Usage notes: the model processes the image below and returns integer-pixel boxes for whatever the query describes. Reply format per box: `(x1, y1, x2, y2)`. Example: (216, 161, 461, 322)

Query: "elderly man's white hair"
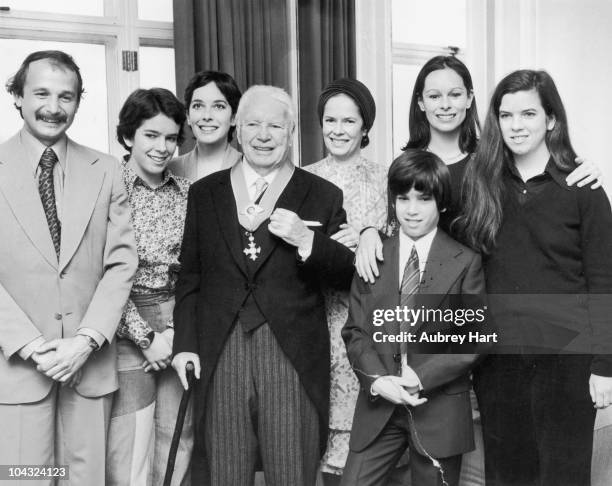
(236, 85, 296, 130)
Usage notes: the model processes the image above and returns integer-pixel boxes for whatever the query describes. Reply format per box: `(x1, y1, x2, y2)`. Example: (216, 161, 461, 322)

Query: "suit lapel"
(211, 172, 248, 276)
(59, 139, 105, 271)
(375, 235, 401, 354)
(211, 168, 313, 276)
(0, 134, 58, 269)
(413, 230, 465, 331)
(251, 169, 311, 274)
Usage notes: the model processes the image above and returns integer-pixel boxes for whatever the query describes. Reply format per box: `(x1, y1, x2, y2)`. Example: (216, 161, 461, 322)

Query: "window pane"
(392, 63, 423, 155)
(139, 46, 176, 94)
(0, 39, 109, 153)
(392, 0, 466, 48)
(3, 0, 103, 16)
(138, 0, 173, 22)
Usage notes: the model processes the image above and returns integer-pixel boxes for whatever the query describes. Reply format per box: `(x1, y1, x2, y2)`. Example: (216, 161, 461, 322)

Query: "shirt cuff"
(296, 230, 314, 262)
(77, 328, 105, 349)
(18, 336, 46, 361)
(297, 246, 311, 262)
(116, 299, 154, 345)
(401, 361, 424, 390)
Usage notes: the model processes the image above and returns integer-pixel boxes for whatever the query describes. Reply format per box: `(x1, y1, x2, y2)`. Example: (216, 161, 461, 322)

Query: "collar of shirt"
(121, 158, 184, 195)
(506, 157, 571, 191)
(398, 227, 437, 288)
(242, 159, 279, 201)
(20, 128, 67, 174)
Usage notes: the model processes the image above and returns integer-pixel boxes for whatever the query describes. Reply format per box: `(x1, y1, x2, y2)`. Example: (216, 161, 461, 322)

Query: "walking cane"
(163, 362, 195, 486)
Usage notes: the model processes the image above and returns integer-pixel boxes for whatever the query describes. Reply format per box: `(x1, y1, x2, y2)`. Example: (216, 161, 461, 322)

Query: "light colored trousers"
(0, 385, 112, 486)
(593, 407, 612, 486)
(106, 295, 193, 486)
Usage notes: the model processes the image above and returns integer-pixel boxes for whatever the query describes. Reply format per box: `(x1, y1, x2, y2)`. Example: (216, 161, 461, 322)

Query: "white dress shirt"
(398, 227, 437, 289)
(242, 160, 279, 201)
(21, 128, 67, 221)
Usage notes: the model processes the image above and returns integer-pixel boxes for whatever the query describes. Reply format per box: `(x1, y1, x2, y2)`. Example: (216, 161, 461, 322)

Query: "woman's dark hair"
(387, 149, 451, 230)
(6, 50, 84, 115)
(402, 56, 479, 154)
(116, 88, 186, 151)
(183, 71, 242, 142)
(457, 69, 576, 253)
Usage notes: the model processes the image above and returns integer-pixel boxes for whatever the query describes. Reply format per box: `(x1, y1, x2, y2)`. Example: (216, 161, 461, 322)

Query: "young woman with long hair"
(458, 69, 612, 486)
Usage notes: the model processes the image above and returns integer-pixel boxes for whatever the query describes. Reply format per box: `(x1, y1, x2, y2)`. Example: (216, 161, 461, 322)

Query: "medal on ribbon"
(231, 159, 295, 262)
(243, 231, 261, 261)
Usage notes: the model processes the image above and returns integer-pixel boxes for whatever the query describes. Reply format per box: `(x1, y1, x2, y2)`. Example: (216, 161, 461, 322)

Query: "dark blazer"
(342, 230, 488, 458)
(173, 166, 355, 452)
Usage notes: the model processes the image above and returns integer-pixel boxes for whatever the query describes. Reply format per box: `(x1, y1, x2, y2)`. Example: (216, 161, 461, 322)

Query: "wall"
(535, 0, 612, 191)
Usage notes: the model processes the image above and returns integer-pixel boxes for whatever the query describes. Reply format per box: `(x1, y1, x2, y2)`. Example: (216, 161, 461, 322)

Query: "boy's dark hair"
(6, 50, 85, 115)
(116, 88, 186, 151)
(387, 149, 451, 228)
(183, 71, 242, 142)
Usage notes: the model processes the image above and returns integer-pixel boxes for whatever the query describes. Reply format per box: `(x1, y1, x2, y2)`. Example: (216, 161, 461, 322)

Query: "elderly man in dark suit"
(172, 84, 355, 486)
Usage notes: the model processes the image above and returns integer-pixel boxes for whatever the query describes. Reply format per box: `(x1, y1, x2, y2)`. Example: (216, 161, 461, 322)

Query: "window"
(139, 46, 176, 93)
(2, 0, 104, 17)
(0, 0, 174, 157)
(391, 0, 468, 154)
(137, 0, 173, 22)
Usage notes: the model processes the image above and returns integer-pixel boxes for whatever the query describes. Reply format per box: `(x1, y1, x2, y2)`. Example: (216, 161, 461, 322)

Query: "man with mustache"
(0, 50, 137, 486)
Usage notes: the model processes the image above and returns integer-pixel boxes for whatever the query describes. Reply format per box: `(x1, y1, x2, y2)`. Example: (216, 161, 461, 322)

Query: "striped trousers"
(201, 322, 319, 486)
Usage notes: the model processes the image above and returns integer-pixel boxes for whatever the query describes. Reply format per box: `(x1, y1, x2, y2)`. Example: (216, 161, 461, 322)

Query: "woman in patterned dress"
(106, 88, 193, 486)
(304, 78, 387, 486)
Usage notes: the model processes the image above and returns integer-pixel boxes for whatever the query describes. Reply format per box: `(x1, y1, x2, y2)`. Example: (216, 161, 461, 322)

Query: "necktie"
(38, 147, 61, 259)
(399, 246, 420, 367)
(254, 177, 268, 204)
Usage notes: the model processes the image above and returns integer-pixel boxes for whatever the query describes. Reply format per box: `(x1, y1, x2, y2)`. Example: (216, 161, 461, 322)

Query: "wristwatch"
(138, 330, 156, 350)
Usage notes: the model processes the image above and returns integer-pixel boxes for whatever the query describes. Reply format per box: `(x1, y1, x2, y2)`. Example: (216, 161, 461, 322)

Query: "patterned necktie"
(254, 177, 268, 204)
(399, 246, 420, 363)
(38, 147, 61, 259)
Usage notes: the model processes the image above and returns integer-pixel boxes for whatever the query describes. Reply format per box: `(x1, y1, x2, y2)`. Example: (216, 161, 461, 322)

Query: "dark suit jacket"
(342, 230, 488, 458)
(173, 166, 355, 452)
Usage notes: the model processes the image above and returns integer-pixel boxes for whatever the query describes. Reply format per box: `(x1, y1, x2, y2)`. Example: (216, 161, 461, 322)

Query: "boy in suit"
(341, 150, 487, 486)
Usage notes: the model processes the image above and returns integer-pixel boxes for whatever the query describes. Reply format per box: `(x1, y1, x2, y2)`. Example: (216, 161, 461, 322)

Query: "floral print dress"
(305, 156, 388, 474)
